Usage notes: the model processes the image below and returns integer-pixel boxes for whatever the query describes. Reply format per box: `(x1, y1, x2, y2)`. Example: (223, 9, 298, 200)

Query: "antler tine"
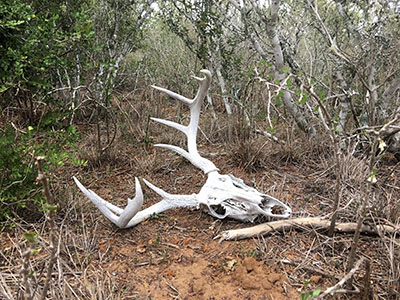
(142, 178, 172, 198)
(116, 177, 144, 227)
(151, 70, 217, 174)
(151, 86, 193, 105)
(150, 69, 211, 107)
(73, 176, 143, 228)
(187, 70, 211, 154)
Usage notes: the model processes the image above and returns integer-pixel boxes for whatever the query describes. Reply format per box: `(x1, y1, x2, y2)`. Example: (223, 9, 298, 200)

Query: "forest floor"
(1, 102, 400, 300)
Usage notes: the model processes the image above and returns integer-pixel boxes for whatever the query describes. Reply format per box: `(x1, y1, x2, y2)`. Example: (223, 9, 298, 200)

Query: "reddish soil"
(90, 206, 299, 300)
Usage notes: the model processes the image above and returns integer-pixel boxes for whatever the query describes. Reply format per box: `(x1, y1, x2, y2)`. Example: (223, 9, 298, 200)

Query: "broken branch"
(216, 217, 399, 242)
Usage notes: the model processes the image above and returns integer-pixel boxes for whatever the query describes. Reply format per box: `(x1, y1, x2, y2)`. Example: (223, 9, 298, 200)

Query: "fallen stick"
(216, 217, 399, 242)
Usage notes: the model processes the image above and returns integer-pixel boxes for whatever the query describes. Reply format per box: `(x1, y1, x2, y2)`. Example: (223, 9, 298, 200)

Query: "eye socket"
(210, 205, 226, 216)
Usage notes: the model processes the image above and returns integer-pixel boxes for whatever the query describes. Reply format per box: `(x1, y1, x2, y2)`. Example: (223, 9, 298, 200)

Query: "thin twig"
(21, 249, 33, 300)
(36, 157, 58, 300)
(316, 257, 365, 299)
(280, 259, 340, 280)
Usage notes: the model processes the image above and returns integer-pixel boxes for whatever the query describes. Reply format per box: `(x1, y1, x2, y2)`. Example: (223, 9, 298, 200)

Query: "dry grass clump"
(225, 128, 335, 173)
(0, 196, 97, 299)
(77, 134, 119, 170)
(226, 135, 274, 172)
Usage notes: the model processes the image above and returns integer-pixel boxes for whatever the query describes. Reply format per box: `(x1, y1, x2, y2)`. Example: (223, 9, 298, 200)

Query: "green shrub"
(0, 126, 38, 220)
(0, 0, 93, 111)
(0, 121, 82, 222)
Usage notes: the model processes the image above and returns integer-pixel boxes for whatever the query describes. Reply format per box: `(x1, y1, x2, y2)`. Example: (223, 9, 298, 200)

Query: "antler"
(74, 70, 292, 229)
(73, 70, 214, 228)
(73, 176, 198, 228)
(151, 70, 218, 174)
(73, 176, 144, 228)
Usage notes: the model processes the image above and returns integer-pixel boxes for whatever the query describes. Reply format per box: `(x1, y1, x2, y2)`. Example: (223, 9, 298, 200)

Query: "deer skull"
(74, 70, 291, 229)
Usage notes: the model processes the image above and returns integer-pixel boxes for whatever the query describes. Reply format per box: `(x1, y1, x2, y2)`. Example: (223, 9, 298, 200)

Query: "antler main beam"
(74, 70, 291, 230)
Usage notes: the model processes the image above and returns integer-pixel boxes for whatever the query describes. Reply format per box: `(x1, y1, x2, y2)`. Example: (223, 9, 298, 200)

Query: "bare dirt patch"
(88, 210, 298, 299)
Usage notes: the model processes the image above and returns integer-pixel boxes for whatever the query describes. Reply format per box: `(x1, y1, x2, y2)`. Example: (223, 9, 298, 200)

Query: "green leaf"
(301, 293, 309, 300)
(43, 203, 57, 212)
(299, 95, 308, 104)
(23, 232, 36, 243)
(276, 91, 283, 106)
(312, 289, 321, 297)
(31, 248, 42, 255)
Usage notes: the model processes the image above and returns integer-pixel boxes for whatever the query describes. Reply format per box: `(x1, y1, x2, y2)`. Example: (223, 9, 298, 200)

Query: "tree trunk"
(263, 0, 317, 136)
(336, 70, 351, 133)
(376, 77, 400, 123)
